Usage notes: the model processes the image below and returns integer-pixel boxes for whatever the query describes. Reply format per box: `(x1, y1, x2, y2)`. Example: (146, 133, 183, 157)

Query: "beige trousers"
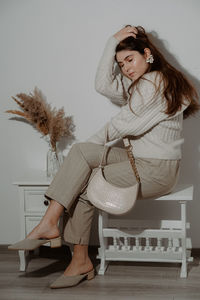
(45, 142, 180, 245)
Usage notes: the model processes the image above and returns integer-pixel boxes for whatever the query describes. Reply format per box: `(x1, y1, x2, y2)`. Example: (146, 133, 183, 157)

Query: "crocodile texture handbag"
(87, 126, 141, 215)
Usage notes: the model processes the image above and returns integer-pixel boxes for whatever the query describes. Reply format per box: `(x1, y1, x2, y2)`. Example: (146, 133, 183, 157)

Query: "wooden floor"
(1, 245, 200, 300)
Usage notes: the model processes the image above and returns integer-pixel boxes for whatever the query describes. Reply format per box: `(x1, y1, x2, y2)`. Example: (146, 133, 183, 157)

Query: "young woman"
(9, 25, 199, 288)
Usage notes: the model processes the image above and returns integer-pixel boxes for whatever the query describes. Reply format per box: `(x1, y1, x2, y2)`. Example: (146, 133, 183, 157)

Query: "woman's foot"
(49, 245, 95, 288)
(63, 256, 94, 277)
(8, 219, 61, 251)
(26, 199, 63, 240)
(50, 256, 95, 289)
(27, 220, 60, 240)
(8, 199, 63, 251)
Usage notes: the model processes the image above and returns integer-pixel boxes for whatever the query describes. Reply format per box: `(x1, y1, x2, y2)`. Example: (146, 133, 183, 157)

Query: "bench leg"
(180, 201, 187, 278)
(98, 211, 109, 275)
(180, 259, 187, 278)
(98, 254, 109, 275)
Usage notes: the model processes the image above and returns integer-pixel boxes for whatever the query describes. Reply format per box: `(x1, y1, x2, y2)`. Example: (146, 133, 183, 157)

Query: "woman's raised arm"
(95, 26, 138, 106)
(94, 35, 132, 106)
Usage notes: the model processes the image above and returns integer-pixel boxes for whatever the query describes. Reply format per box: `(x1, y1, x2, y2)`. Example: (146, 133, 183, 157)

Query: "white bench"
(97, 184, 194, 278)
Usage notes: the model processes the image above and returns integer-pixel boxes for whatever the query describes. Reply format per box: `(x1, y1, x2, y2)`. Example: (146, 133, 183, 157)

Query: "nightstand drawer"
(24, 189, 50, 213)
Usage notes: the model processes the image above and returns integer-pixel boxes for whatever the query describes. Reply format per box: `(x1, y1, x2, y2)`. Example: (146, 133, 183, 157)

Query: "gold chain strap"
(124, 144, 141, 183)
(103, 125, 140, 183)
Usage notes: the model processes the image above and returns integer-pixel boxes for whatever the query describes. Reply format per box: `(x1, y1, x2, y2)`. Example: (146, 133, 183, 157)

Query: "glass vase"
(46, 148, 63, 178)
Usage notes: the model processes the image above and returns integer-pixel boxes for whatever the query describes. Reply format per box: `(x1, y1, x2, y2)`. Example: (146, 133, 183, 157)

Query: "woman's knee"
(68, 142, 87, 159)
(70, 142, 82, 151)
(69, 142, 103, 167)
(70, 142, 92, 153)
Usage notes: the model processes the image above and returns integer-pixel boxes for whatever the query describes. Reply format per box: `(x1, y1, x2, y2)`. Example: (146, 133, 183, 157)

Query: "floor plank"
(0, 245, 200, 300)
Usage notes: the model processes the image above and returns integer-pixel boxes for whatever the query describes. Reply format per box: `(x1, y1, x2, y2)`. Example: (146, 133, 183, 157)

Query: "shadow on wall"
(149, 30, 200, 186)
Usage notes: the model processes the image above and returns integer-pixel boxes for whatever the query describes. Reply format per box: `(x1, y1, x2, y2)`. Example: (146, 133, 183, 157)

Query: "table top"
(13, 170, 52, 186)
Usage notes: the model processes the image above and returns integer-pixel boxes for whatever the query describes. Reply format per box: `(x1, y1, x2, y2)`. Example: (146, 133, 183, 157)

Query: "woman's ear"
(144, 48, 151, 59)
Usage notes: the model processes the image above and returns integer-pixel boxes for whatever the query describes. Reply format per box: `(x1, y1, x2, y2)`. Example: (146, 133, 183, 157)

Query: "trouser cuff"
(64, 234, 89, 245)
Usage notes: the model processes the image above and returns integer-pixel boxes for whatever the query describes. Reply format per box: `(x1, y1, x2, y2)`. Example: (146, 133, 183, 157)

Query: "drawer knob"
(44, 200, 49, 206)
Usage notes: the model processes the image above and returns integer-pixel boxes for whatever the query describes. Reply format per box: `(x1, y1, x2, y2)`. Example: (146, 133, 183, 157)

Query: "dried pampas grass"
(6, 87, 75, 151)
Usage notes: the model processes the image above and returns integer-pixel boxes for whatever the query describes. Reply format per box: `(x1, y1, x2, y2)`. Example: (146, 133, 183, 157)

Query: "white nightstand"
(13, 171, 63, 271)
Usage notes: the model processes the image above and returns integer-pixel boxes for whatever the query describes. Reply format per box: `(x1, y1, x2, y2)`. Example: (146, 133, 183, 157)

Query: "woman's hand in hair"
(114, 25, 138, 42)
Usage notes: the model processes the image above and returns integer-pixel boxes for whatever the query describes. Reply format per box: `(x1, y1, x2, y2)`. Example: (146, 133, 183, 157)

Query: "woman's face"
(116, 48, 151, 81)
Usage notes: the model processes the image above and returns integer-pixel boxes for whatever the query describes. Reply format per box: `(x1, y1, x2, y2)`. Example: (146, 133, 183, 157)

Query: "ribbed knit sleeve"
(95, 35, 132, 106)
(87, 71, 189, 145)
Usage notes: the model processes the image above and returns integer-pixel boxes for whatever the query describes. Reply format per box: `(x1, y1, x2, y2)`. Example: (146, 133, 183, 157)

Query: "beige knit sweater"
(87, 35, 190, 160)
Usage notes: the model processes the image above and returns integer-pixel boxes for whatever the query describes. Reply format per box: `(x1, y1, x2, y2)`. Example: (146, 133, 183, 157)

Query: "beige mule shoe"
(50, 268, 95, 289)
(8, 236, 62, 251)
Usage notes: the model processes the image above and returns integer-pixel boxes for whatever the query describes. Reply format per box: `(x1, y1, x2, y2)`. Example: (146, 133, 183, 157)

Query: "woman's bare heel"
(87, 269, 95, 280)
(50, 236, 62, 248)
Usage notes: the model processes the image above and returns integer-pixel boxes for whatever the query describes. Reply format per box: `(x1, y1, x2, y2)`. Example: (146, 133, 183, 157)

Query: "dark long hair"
(115, 26, 199, 119)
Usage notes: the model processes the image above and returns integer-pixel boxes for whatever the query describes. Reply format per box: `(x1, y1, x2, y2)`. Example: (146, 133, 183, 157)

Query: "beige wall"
(0, 0, 200, 246)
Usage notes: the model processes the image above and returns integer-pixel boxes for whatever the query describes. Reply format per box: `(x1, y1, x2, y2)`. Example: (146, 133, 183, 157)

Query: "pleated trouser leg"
(45, 142, 180, 245)
(45, 142, 134, 245)
(45, 143, 130, 211)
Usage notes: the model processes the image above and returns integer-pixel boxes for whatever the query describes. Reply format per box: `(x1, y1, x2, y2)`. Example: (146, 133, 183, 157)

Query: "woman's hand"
(114, 25, 138, 42)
